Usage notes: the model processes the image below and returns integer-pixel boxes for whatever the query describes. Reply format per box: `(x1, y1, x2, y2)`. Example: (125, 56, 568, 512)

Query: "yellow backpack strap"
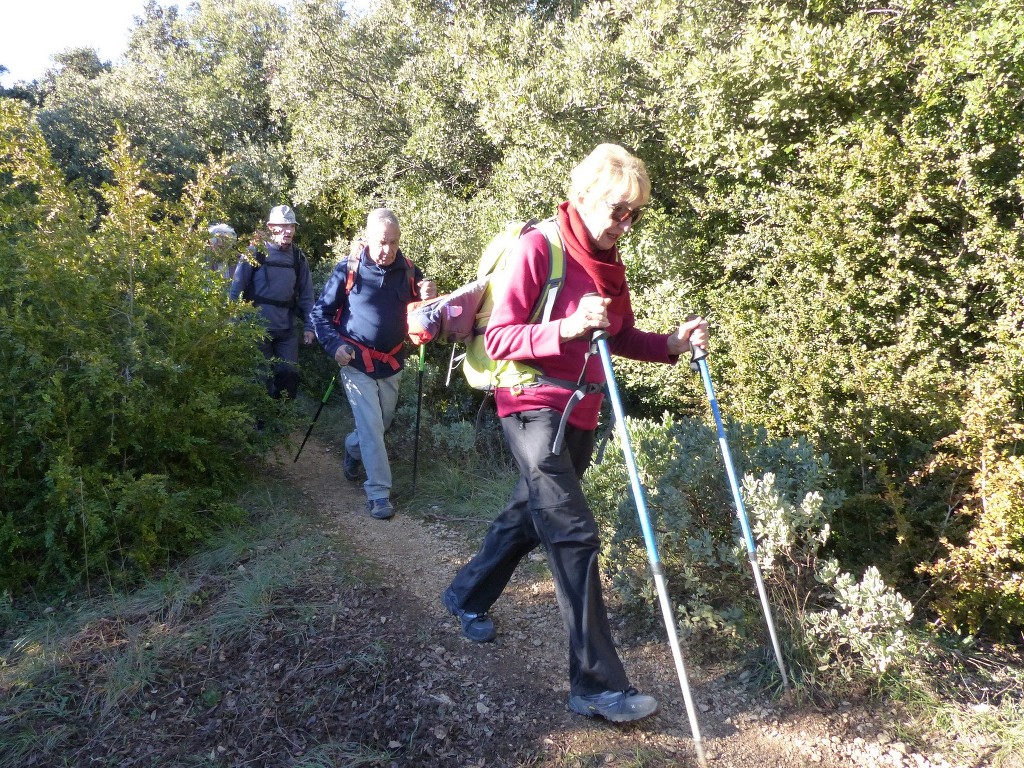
(530, 218, 565, 324)
(477, 219, 538, 280)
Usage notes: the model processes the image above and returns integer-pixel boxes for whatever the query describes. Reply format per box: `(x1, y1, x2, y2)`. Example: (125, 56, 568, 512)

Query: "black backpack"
(241, 244, 307, 308)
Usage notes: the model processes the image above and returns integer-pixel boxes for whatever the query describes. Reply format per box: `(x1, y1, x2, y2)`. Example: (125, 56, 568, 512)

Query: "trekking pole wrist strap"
(534, 375, 603, 394)
(543, 377, 606, 455)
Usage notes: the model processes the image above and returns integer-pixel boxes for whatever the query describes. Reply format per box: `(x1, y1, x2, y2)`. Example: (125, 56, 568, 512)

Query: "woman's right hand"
(559, 295, 611, 341)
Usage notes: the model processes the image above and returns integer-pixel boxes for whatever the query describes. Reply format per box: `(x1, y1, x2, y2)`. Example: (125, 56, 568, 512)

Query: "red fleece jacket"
(485, 224, 678, 430)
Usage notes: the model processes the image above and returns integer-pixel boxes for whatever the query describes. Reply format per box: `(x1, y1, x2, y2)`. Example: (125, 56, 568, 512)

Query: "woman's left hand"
(668, 315, 709, 356)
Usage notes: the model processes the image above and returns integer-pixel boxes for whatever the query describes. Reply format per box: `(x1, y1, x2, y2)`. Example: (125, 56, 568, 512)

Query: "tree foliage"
(0, 101, 276, 592)
(33, 0, 291, 236)
(7, 0, 1024, 637)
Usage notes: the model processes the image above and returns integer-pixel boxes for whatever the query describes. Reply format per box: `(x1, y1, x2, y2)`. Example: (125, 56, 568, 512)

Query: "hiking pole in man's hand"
(293, 376, 336, 462)
(690, 343, 791, 691)
(593, 330, 708, 767)
(411, 344, 426, 495)
(294, 347, 351, 463)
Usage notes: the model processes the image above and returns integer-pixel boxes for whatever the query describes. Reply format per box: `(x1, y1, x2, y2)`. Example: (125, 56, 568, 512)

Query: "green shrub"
(800, 562, 920, 695)
(918, 313, 1024, 639)
(0, 102, 275, 592)
(587, 413, 840, 642)
(744, 472, 921, 693)
(588, 412, 919, 693)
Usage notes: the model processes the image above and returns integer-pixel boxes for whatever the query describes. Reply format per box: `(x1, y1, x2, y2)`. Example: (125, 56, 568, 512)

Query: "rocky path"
(281, 436, 964, 768)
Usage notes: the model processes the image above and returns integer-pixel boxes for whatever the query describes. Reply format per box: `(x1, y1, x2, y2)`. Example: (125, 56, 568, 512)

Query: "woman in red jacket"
(443, 144, 709, 723)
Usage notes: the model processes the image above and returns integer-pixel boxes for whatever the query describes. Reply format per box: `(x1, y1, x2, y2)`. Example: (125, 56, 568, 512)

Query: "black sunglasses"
(604, 201, 645, 225)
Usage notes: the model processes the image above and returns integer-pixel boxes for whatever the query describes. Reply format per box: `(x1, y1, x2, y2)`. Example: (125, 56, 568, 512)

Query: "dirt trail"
(280, 435, 959, 768)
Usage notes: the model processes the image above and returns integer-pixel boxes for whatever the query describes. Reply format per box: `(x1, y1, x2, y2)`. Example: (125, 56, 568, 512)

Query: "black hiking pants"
(448, 408, 630, 697)
(258, 328, 300, 400)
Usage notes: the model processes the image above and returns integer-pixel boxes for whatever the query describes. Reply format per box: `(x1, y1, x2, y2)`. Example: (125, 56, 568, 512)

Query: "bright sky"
(1, 0, 160, 86)
(1, 0, 373, 88)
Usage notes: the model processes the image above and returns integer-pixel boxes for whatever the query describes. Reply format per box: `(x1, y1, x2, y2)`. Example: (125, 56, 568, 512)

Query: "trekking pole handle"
(689, 343, 709, 371)
(337, 344, 355, 367)
(684, 313, 708, 371)
(578, 292, 612, 346)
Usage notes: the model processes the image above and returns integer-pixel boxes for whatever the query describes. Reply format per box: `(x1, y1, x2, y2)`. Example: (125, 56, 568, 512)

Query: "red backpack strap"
(345, 248, 362, 295)
(344, 250, 414, 295)
(332, 246, 364, 325)
(402, 255, 416, 297)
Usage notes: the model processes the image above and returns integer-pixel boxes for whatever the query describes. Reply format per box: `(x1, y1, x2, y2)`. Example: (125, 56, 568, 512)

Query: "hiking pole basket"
(594, 331, 708, 767)
(690, 344, 791, 690)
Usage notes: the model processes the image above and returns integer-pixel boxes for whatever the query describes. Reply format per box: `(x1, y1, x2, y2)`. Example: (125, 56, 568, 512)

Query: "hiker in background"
(229, 204, 315, 401)
(441, 144, 709, 723)
(310, 208, 436, 521)
(207, 222, 238, 281)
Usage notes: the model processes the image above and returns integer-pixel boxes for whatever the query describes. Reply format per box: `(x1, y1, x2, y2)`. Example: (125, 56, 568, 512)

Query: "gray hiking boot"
(366, 498, 394, 520)
(442, 587, 496, 643)
(567, 687, 658, 723)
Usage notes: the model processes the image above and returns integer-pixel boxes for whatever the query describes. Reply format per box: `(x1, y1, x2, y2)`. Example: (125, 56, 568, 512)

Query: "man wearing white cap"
(230, 205, 315, 400)
(207, 222, 238, 280)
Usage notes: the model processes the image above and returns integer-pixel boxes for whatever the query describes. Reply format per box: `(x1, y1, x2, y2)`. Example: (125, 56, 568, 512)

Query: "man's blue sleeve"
(310, 262, 347, 359)
(229, 257, 251, 302)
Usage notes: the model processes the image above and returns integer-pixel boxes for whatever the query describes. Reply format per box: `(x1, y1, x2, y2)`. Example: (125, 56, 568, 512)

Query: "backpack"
(406, 218, 565, 392)
(241, 244, 308, 308)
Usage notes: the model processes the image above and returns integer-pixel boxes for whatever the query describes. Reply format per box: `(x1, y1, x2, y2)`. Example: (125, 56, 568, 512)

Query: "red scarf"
(557, 201, 631, 319)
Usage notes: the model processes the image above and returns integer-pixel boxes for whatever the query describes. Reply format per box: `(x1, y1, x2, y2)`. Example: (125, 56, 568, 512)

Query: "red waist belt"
(342, 336, 403, 373)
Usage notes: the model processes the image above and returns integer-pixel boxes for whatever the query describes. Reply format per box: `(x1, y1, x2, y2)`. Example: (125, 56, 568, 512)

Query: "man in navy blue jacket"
(310, 209, 435, 520)
(230, 205, 315, 401)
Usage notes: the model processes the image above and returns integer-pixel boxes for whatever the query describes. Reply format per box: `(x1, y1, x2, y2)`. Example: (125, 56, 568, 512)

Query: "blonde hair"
(568, 144, 651, 207)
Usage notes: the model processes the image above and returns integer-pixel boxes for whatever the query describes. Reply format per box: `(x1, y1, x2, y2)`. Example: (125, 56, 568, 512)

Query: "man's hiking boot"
(343, 449, 361, 481)
(567, 688, 658, 723)
(366, 498, 394, 520)
(442, 587, 496, 643)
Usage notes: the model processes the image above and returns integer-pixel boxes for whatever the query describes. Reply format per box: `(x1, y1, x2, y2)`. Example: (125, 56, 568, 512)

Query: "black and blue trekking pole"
(593, 330, 708, 767)
(294, 375, 336, 462)
(411, 344, 426, 495)
(690, 344, 791, 690)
